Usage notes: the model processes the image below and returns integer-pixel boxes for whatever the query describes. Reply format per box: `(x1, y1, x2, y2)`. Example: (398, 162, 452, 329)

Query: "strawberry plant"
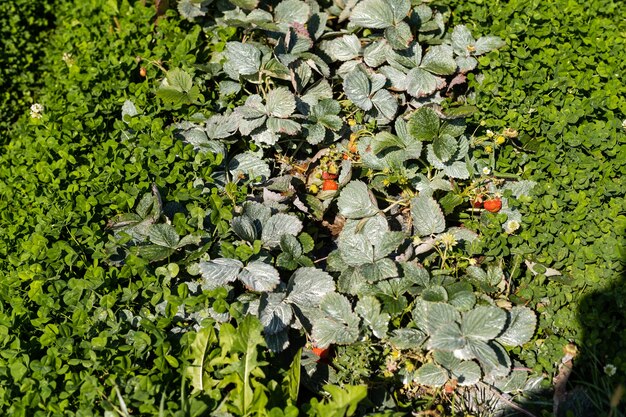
(98, 0, 547, 413)
(13, 0, 626, 415)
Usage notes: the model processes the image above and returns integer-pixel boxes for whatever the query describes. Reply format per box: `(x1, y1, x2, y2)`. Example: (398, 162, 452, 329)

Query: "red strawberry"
(322, 171, 338, 180)
(483, 198, 502, 213)
(322, 179, 338, 191)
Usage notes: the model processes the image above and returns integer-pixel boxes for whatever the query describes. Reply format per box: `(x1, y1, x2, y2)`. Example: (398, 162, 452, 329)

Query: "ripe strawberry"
(322, 179, 338, 191)
(472, 195, 484, 208)
(312, 346, 329, 357)
(312, 345, 332, 362)
(322, 171, 338, 180)
(483, 198, 502, 213)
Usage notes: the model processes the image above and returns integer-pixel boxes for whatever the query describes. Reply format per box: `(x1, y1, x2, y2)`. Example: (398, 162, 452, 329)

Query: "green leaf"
(371, 89, 398, 124)
(401, 262, 430, 287)
(433, 134, 458, 162)
(448, 290, 476, 311)
(259, 292, 293, 335)
(428, 323, 465, 351)
(239, 261, 281, 292)
(177, 0, 207, 20)
(229, 0, 259, 10)
(349, 0, 395, 29)
(451, 361, 481, 386)
(343, 68, 373, 111)
(232, 216, 258, 242)
(337, 181, 379, 219)
(266, 87, 296, 118)
(468, 340, 511, 377)
(433, 350, 461, 370)
(224, 42, 262, 76)
(384, 21, 413, 50)
(420, 45, 456, 75)
(187, 322, 218, 393)
(410, 194, 445, 236)
(198, 258, 243, 288)
(261, 213, 303, 248)
(274, 0, 310, 25)
(496, 307, 536, 347)
(156, 85, 199, 105)
(405, 68, 440, 98)
(229, 315, 266, 413)
(338, 232, 374, 266)
(462, 306, 507, 341)
(312, 293, 360, 347)
(475, 36, 505, 55)
(286, 267, 335, 309)
(388, 328, 427, 349)
(282, 348, 301, 403)
(280, 234, 303, 258)
(148, 224, 180, 248)
(413, 300, 460, 334)
(407, 107, 440, 141)
(326, 34, 362, 61)
(229, 152, 271, 182)
(131, 245, 175, 262)
(414, 363, 448, 387)
(422, 285, 448, 302)
(355, 296, 390, 338)
(166, 68, 193, 92)
(363, 41, 389, 67)
(451, 25, 475, 56)
(320, 384, 368, 417)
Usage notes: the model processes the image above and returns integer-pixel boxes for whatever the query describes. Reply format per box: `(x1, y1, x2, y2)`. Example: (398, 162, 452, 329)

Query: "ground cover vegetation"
(0, 0, 623, 417)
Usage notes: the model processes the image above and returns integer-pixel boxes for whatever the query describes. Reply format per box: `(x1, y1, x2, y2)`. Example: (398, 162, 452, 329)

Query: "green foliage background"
(0, 0, 58, 134)
(442, 0, 626, 381)
(1, 0, 626, 415)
